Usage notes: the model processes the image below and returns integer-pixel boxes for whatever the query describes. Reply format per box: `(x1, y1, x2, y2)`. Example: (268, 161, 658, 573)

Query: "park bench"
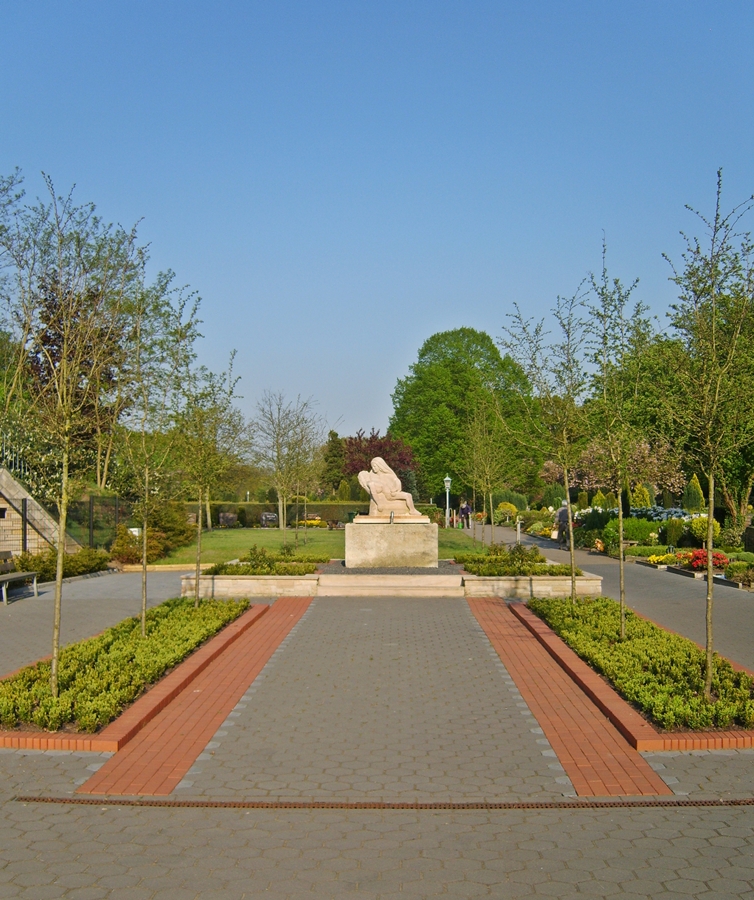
(0, 550, 38, 606)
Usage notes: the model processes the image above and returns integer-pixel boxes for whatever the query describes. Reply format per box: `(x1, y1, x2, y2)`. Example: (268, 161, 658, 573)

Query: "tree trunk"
(294, 485, 299, 551)
(489, 492, 494, 546)
(563, 466, 577, 603)
(50, 442, 69, 698)
(704, 471, 715, 701)
(141, 467, 149, 638)
(194, 488, 203, 609)
(205, 492, 212, 530)
(304, 494, 308, 546)
(278, 493, 285, 531)
(141, 509, 148, 638)
(617, 495, 626, 639)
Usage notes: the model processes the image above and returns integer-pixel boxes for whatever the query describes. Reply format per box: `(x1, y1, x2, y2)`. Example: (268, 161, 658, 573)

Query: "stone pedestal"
(345, 518, 438, 568)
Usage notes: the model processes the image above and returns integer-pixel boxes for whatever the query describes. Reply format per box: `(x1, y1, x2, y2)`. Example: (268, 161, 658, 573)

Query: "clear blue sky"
(3, 2, 753, 434)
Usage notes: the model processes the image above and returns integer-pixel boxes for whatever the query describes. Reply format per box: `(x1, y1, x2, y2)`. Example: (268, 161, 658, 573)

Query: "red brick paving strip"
(510, 601, 754, 752)
(467, 598, 672, 797)
(78, 597, 312, 796)
(0, 603, 270, 753)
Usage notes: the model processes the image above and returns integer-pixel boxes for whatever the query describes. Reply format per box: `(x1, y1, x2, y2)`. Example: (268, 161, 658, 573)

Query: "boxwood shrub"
(457, 544, 581, 577)
(0, 597, 249, 732)
(15, 548, 111, 582)
(207, 561, 318, 576)
(528, 597, 754, 730)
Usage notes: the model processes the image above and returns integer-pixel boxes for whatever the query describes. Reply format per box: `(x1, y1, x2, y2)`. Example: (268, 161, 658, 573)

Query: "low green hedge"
(206, 544, 327, 576)
(15, 548, 111, 582)
(457, 544, 581, 577)
(528, 597, 754, 730)
(623, 545, 670, 558)
(464, 561, 579, 576)
(207, 562, 318, 576)
(0, 597, 249, 732)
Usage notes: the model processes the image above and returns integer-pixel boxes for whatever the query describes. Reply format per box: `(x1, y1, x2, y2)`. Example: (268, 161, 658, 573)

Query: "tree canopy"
(389, 328, 527, 498)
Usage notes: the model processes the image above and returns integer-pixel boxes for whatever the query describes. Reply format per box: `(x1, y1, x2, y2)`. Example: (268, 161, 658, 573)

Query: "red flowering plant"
(687, 549, 729, 570)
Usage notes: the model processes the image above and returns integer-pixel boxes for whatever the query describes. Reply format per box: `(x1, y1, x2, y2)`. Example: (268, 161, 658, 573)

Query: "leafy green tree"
(458, 393, 511, 543)
(662, 172, 754, 698)
(0, 175, 143, 696)
(120, 273, 199, 634)
(178, 359, 245, 606)
(389, 328, 528, 499)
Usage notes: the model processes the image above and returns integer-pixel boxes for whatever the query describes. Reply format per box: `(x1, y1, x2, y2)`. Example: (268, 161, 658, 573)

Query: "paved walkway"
(80, 598, 311, 796)
(179, 597, 568, 802)
(468, 599, 669, 797)
(0, 577, 751, 894)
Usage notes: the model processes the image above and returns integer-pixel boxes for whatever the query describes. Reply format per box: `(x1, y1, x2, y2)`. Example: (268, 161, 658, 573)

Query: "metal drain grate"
(13, 796, 754, 810)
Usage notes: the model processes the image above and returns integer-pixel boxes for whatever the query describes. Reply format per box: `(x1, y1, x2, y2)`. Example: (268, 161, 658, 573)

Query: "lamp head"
(443, 475, 451, 491)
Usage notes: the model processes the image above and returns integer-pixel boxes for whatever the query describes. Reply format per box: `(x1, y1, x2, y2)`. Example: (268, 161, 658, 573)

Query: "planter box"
(464, 572, 602, 600)
(635, 561, 668, 570)
(182, 574, 319, 599)
(181, 571, 603, 600)
(666, 565, 704, 579)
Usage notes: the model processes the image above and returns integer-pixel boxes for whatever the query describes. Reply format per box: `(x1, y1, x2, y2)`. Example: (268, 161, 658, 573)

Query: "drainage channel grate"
(13, 796, 754, 810)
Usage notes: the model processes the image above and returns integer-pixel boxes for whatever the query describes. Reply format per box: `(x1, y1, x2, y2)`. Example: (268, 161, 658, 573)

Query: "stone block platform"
(345, 519, 438, 568)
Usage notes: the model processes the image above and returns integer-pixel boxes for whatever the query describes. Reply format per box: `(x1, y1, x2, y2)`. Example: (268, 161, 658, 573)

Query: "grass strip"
(0, 597, 249, 733)
(528, 597, 754, 730)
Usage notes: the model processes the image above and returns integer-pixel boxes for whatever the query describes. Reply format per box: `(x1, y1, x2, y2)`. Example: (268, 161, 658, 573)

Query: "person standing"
(556, 499, 570, 550)
(459, 500, 472, 529)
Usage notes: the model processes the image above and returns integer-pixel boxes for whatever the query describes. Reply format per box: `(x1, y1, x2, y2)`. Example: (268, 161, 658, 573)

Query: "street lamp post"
(443, 475, 451, 530)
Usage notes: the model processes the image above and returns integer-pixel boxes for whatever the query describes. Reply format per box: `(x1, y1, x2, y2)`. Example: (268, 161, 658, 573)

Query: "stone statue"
(357, 457, 422, 517)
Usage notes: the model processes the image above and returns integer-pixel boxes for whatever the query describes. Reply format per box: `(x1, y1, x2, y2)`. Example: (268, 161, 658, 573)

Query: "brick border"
(510, 602, 754, 751)
(0, 604, 270, 753)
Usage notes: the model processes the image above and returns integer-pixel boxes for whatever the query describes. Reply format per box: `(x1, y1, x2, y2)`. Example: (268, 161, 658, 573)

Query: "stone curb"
(0, 603, 269, 753)
(508, 602, 754, 752)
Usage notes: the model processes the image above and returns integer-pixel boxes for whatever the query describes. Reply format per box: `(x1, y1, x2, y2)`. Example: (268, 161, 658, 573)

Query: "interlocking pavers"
(0, 581, 750, 894)
(468, 597, 671, 796)
(184, 597, 570, 801)
(78, 598, 311, 796)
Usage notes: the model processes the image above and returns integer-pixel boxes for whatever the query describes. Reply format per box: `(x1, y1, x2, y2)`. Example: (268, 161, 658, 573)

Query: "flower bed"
(528, 597, 754, 730)
(0, 597, 249, 732)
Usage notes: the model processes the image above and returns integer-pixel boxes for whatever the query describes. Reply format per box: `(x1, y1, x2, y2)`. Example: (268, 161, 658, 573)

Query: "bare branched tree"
(499, 288, 590, 600)
(252, 391, 324, 540)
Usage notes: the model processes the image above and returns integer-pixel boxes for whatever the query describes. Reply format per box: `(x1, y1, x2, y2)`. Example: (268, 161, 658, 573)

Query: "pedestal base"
(345, 521, 439, 568)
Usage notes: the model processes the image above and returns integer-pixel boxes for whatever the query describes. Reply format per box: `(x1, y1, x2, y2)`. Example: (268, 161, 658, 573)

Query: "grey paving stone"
(185, 597, 566, 801)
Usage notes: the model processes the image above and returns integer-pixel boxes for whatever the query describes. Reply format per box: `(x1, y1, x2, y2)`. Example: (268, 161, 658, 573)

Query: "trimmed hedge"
(0, 597, 249, 732)
(207, 562, 318, 576)
(205, 544, 328, 576)
(15, 548, 111, 582)
(528, 597, 754, 730)
(456, 544, 582, 577)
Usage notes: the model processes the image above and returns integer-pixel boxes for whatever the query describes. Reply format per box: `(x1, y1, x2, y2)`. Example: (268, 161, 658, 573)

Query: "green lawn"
(157, 525, 478, 565)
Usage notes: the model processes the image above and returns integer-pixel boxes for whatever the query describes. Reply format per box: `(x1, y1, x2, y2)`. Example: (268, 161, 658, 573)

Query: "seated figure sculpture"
(357, 457, 422, 517)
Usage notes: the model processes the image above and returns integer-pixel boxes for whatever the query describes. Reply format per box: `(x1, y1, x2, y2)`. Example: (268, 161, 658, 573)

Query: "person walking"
(459, 500, 472, 529)
(556, 499, 570, 550)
